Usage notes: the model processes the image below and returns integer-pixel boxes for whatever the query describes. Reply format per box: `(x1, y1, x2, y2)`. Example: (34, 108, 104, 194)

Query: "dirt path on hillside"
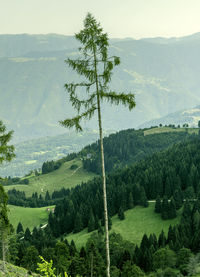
(70, 166, 81, 176)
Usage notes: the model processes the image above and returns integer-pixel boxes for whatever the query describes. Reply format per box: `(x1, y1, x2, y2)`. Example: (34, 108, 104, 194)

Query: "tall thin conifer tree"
(60, 13, 135, 277)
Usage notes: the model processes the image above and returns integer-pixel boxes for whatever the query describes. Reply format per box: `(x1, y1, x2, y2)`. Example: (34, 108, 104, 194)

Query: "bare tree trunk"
(90, 252, 94, 277)
(97, 93, 110, 277)
(1, 231, 6, 272)
(93, 37, 110, 277)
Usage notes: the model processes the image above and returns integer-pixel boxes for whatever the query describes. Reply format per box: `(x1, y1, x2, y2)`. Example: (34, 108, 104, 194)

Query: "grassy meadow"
(66, 203, 181, 249)
(5, 158, 96, 197)
(8, 205, 54, 231)
(144, 126, 198, 136)
(8, 202, 181, 247)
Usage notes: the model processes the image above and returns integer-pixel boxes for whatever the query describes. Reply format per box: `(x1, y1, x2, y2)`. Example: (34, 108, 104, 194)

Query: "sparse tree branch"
(100, 91, 136, 110)
(59, 105, 97, 132)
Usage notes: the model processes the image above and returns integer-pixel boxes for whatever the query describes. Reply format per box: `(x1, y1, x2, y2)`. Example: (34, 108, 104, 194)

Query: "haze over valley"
(1, 33, 200, 143)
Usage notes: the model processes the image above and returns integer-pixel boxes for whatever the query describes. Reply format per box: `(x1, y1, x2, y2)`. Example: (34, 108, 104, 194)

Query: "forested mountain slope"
(47, 135, 200, 237)
(82, 127, 195, 174)
(5, 132, 200, 276)
(4, 127, 194, 202)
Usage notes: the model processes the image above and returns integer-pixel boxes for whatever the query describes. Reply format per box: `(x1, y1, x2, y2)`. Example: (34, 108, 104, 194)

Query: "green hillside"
(4, 127, 194, 200)
(5, 158, 96, 197)
(46, 136, 200, 238)
(82, 126, 194, 174)
(143, 126, 198, 135)
(8, 202, 180, 248)
(8, 205, 54, 231)
(66, 203, 181, 249)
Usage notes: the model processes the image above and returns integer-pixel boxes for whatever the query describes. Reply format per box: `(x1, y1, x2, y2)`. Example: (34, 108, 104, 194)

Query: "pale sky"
(1, 0, 200, 39)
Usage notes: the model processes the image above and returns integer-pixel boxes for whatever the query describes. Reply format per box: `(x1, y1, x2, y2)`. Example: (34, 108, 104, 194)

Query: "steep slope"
(4, 158, 96, 197)
(65, 203, 180, 249)
(46, 135, 200, 236)
(4, 127, 196, 195)
(81, 127, 195, 174)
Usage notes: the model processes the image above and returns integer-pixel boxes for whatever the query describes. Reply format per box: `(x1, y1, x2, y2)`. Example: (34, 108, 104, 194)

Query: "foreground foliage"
(6, 199, 200, 276)
(37, 256, 70, 277)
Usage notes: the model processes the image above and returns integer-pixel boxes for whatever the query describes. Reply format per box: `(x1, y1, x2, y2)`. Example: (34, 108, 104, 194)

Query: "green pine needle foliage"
(60, 13, 135, 131)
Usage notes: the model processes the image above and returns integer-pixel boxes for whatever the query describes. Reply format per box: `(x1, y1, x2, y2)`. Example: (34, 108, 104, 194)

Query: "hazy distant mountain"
(141, 32, 200, 44)
(1, 33, 200, 142)
(139, 105, 200, 128)
(0, 129, 101, 177)
(0, 34, 78, 57)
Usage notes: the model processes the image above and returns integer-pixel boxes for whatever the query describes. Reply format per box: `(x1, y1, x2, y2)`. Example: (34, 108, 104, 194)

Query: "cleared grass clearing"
(66, 203, 181, 249)
(8, 203, 181, 249)
(144, 126, 197, 136)
(5, 158, 96, 197)
(8, 205, 54, 231)
(111, 203, 180, 242)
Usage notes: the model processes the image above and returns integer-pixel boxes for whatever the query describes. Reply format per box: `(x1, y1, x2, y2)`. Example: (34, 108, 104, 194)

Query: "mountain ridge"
(1, 32, 200, 142)
(139, 105, 200, 128)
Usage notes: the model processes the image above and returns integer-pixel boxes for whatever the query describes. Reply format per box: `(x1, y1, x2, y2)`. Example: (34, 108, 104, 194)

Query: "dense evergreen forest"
(3, 130, 200, 276)
(82, 128, 192, 174)
(38, 127, 192, 176)
(8, 133, 200, 232)
(6, 128, 193, 209)
(47, 135, 200, 236)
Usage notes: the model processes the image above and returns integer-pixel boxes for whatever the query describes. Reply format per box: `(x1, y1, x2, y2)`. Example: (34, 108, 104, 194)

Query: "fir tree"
(88, 211, 95, 232)
(45, 191, 51, 201)
(155, 195, 162, 213)
(16, 222, 24, 234)
(161, 196, 169, 220)
(60, 13, 135, 277)
(173, 188, 183, 210)
(139, 186, 148, 207)
(118, 206, 125, 220)
(74, 212, 83, 233)
(168, 197, 177, 219)
(24, 227, 32, 242)
(128, 192, 134, 209)
(158, 230, 166, 248)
